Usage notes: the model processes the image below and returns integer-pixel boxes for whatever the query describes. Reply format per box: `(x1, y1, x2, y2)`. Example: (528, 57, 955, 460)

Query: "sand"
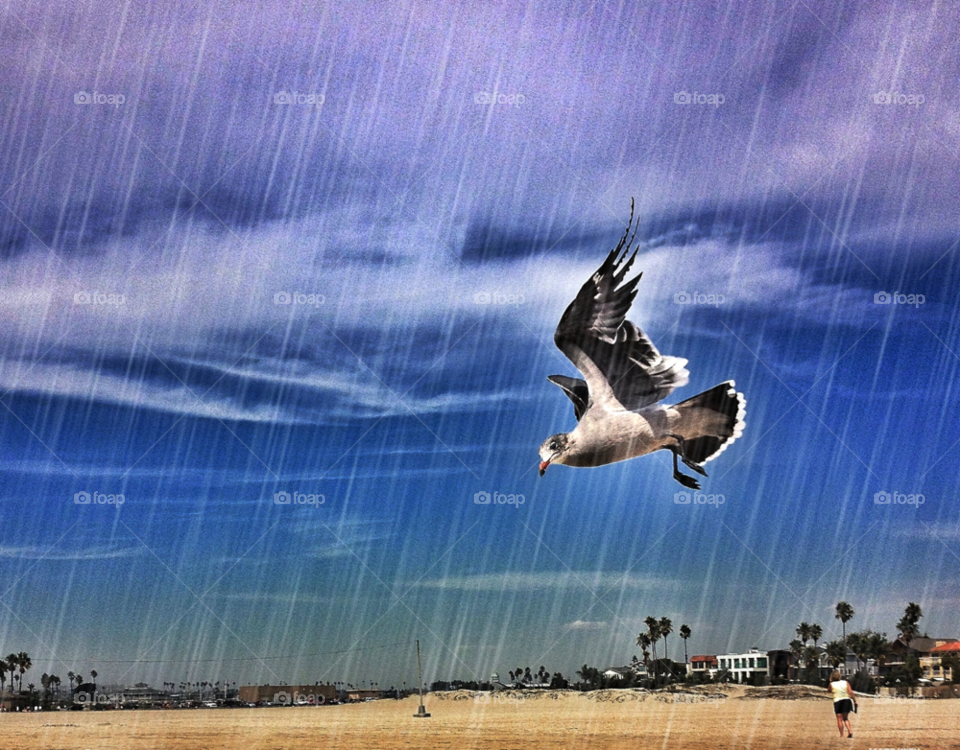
(7, 685, 959, 750)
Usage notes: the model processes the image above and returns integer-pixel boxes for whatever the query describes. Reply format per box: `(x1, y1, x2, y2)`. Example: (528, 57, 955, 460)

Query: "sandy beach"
(8, 685, 959, 750)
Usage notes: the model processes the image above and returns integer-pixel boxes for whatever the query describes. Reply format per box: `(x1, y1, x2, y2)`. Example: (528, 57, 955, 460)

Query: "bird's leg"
(671, 450, 701, 490)
(669, 434, 708, 477)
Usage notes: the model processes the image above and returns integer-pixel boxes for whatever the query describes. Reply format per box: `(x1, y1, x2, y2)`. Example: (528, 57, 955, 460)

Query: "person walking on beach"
(829, 669, 857, 738)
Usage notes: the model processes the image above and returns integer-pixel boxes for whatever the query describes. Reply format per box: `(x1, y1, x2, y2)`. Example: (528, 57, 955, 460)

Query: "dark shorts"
(834, 698, 853, 715)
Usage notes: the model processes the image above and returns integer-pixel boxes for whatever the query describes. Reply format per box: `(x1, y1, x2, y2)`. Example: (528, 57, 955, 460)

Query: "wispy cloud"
(565, 619, 607, 630)
(416, 571, 670, 592)
(0, 545, 143, 561)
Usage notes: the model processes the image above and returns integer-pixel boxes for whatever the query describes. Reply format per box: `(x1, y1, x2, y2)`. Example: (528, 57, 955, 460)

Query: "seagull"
(538, 202, 745, 490)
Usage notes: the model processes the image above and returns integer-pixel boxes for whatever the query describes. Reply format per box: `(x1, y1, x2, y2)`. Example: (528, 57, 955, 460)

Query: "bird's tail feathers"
(674, 381, 746, 464)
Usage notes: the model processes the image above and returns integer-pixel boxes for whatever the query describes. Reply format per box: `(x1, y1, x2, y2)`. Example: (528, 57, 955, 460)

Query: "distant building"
(0, 691, 32, 711)
(886, 637, 959, 678)
(922, 641, 960, 681)
(114, 684, 169, 705)
(346, 689, 380, 701)
(689, 655, 718, 678)
(717, 648, 777, 684)
(602, 667, 634, 681)
(238, 684, 336, 704)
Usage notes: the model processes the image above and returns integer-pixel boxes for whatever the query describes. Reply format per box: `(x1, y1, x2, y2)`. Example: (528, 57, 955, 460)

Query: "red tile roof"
(690, 655, 718, 663)
(930, 642, 960, 654)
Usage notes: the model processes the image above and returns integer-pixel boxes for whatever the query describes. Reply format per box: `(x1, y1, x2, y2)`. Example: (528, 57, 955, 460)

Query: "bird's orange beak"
(539, 460, 550, 477)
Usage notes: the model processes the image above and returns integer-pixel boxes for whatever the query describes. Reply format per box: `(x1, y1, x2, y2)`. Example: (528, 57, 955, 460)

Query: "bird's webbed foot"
(671, 450, 702, 490)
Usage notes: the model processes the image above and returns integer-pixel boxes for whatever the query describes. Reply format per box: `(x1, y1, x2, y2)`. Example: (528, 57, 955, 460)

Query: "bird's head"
(538, 433, 572, 476)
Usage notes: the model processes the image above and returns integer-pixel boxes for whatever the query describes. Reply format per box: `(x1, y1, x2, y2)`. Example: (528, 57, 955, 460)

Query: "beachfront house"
(885, 637, 959, 679)
(689, 655, 718, 679)
(717, 648, 792, 684)
(921, 641, 960, 681)
(602, 666, 635, 682)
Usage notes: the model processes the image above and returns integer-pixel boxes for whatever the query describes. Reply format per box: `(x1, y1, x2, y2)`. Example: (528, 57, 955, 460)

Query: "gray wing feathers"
(553, 204, 689, 411)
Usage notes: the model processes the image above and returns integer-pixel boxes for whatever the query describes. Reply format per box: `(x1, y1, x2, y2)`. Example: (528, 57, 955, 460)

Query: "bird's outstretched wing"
(547, 375, 589, 421)
(553, 202, 689, 412)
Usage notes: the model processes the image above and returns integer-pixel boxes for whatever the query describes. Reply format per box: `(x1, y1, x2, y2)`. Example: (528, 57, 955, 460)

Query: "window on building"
(749, 658, 755, 668)
(758, 658, 767, 668)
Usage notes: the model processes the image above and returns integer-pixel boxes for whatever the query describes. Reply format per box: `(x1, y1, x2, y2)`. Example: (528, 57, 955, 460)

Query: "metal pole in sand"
(413, 639, 430, 718)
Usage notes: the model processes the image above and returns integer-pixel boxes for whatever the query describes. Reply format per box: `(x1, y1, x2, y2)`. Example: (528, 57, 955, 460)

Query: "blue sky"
(1, 0, 959, 690)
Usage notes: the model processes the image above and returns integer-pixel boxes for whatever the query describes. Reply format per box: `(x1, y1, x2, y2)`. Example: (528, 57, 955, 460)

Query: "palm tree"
(796, 622, 811, 646)
(835, 602, 854, 644)
(825, 640, 847, 668)
(679, 624, 692, 664)
(636, 633, 652, 672)
(897, 602, 923, 645)
(15, 652, 31, 693)
(802, 646, 820, 683)
(659, 617, 673, 662)
(644, 616, 661, 663)
(809, 624, 823, 649)
(67, 671, 75, 693)
(0, 658, 7, 692)
(576, 664, 598, 689)
(90, 669, 98, 690)
(846, 631, 865, 671)
(864, 632, 890, 671)
(6, 654, 19, 692)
